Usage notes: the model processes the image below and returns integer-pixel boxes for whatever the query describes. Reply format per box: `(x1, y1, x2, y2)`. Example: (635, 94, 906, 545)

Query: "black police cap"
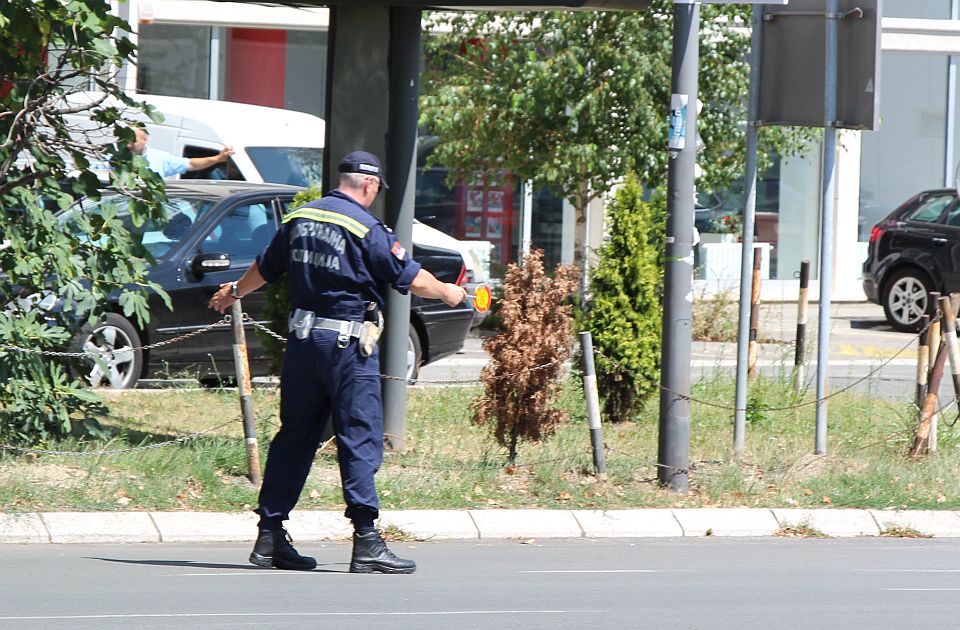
(338, 151, 389, 189)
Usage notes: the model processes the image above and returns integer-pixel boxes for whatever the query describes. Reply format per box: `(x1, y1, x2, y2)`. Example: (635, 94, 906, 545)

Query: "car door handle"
(933, 237, 948, 244)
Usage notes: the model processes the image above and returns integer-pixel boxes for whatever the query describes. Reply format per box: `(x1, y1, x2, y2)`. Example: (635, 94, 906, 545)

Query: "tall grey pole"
(733, 5, 764, 454)
(815, 0, 840, 455)
(382, 7, 421, 452)
(657, 0, 698, 493)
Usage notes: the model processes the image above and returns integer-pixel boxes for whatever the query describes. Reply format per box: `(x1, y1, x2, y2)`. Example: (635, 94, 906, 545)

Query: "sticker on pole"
(468, 284, 493, 313)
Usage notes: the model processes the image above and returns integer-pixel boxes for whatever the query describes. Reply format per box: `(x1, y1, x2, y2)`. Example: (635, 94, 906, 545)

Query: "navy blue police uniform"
(253, 189, 421, 526)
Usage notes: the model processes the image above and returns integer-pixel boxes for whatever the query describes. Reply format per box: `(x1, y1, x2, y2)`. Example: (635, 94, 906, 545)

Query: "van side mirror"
(191, 252, 230, 277)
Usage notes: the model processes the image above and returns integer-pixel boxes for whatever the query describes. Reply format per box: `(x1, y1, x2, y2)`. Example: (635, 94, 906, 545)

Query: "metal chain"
(244, 314, 566, 386)
(0, 418, 238, 457)
(593, 326, 925, 413)
(0, 316, 232, 359)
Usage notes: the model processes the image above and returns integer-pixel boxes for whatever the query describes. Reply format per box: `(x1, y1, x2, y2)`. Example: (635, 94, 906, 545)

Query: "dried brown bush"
(472, 249, 579, 463)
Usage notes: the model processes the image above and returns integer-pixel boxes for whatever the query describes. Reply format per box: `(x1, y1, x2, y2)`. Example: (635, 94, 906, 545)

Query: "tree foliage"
(420, 3, 812, 211)
(582, 177, 665, 422)
(0, 0, 168, 442)
(472, 250, 579, 463)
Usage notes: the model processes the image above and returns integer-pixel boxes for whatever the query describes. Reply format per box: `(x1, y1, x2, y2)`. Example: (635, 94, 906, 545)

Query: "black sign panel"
(758, 0, 881, 130)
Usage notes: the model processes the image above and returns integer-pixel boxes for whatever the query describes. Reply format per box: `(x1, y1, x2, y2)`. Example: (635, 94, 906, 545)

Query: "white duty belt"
(289, 308, 362, 347)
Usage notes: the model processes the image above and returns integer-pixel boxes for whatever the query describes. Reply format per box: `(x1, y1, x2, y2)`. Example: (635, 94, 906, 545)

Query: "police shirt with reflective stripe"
(256, 189, 421, 321)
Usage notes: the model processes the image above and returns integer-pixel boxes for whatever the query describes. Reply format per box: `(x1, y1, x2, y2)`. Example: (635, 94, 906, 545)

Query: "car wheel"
(882, 267, 933, 333)
(407, 324, 422, 383)
(74, 313, 143, 389)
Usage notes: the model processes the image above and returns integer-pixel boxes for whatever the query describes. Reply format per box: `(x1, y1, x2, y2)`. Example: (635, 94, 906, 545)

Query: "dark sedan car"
(862, 188, 960, 332)
(57, 181, 475, 387)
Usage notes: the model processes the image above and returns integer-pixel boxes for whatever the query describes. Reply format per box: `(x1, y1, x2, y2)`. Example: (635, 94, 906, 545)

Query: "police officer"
(208, 150, 466, 574)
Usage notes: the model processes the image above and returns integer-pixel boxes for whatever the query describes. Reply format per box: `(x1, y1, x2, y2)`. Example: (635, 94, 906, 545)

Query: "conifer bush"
(583, 176, 665, 422)
(472, 249, 579, 463)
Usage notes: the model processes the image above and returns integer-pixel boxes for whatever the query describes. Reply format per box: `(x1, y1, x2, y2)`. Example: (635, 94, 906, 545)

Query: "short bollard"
(578, 331, 607, 479)
(230, 301, 262, 486)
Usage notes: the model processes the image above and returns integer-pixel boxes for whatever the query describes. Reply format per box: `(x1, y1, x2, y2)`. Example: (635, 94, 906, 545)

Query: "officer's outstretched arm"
(410, 268, 467, 308)
(208, 261, 267, 314)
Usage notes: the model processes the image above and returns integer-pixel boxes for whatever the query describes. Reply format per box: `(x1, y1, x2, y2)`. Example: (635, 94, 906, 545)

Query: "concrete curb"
(3, 508, 960, 544)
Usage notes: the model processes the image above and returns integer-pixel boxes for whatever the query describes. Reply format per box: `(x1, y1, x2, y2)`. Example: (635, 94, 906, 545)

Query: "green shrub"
(582, 176, 664, 422)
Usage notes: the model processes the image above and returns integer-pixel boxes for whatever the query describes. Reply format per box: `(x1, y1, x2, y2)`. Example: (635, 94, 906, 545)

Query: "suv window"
(907, 193, 955, 223)
(201, 202, 277, 264)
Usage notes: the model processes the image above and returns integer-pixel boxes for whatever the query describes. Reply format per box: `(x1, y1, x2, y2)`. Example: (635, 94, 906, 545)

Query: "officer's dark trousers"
(257, 329, 383, 523)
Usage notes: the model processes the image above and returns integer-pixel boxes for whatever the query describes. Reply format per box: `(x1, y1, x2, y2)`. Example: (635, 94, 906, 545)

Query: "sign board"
(757, 0, 881, 130)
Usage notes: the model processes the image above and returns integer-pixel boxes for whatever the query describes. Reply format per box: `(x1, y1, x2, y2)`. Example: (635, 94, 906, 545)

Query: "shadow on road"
(86, 556, 348, 573)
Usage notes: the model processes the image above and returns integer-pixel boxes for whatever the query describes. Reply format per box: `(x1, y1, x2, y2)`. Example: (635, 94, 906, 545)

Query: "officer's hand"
(441, 283, 468, 308)
(208, 282, 235, 314)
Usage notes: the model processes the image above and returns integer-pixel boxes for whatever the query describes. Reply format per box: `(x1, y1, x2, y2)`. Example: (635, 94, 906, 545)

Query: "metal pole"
(229, 300, 261, 486)
(657, 0, 698, 492)
(521, 180, 533, 258)
(734, 4, 763, 453)
(815, 0, 840, 455)
(794, 260, 810, 394)
(579, 332, 607, 478)
(381, 7, 422, 452)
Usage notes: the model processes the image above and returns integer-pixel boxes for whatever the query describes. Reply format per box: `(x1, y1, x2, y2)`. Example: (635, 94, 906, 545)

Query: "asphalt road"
(3, 537, 960, 629)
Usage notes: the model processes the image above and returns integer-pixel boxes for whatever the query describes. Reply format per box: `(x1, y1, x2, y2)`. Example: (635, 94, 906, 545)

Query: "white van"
(64, 92, 325, 187)
(136, 94, 325, 186)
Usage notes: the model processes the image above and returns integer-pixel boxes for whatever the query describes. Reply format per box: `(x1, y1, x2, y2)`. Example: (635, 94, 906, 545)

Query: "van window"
(180, 146, 244, 181)
(247, 147, 323, 187)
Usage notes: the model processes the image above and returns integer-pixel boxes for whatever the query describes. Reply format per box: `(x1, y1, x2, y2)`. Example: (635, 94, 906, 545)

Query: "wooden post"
(794, 260, 810, 393)
(747, 247, 762, 379)
(911, 343, 947, 457)
(927, 293, 942, 453)
(229, 300, 262, 485)
(915, 314, 930, 409)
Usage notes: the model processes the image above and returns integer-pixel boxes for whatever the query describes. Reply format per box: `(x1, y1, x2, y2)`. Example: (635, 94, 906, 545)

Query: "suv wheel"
(73, 313, 143, 389)
(407, 324, 422, 383)
(882, 268, 933, 333)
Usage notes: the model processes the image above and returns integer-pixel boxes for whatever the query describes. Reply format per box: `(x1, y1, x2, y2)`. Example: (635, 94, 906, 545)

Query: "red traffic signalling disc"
(469, 284, 492, 312)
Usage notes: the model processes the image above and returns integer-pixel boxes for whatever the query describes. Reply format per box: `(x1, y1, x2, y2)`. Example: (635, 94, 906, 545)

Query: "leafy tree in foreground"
(473, 250, 579, 464)
(583, 177, 665, 422)
(0, 0, 167, 442)
(420, 3, 812, 263)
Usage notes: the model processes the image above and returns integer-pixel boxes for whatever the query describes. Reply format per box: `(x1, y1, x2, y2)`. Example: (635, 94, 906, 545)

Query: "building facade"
(115, 0, 960, 298)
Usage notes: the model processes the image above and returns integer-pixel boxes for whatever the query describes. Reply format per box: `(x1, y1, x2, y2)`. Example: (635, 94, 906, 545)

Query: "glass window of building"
(137, 25, 326, 119)
(137, 24, 212, 98)
(883, 0, 951, 19)
(860, 53, 948, 240)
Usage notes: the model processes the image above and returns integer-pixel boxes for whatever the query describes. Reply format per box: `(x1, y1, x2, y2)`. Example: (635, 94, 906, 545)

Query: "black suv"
(862, 188, 960, 332)
(56, 181, 474, 387)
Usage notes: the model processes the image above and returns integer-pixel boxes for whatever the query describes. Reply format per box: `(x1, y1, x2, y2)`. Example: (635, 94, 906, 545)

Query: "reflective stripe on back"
(282, 208, 370, 239)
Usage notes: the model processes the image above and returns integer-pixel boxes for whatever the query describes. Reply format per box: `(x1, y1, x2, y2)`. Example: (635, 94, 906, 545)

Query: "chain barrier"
(594, 319, 935, 414)
(0, 317, 232, 359)
(242, 313, 565, 386)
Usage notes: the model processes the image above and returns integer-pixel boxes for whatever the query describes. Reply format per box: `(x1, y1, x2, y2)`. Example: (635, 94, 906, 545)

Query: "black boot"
(249, 528, 317, 571)
(349, 530, 416, 574)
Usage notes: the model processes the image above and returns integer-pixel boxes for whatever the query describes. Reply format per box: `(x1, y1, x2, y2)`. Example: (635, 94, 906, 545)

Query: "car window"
(60, 195, 217, 259)
(201, 201, 277, 263)
(945, 203, 960, 227)
(907, 193, 955, 223)
(246, 147, 323, 187)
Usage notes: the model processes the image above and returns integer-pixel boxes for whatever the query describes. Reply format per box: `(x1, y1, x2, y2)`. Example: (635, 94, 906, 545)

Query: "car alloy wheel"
(883, 269, 931, 333)
(77, 314, 143, 389)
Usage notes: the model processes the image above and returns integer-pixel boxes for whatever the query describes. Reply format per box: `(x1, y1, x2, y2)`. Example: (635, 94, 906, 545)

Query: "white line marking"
(520, 569, 660, 574)
(0, 610, 603, 621)
(856, 569, 960, 573)
(885, 588, 960, 591)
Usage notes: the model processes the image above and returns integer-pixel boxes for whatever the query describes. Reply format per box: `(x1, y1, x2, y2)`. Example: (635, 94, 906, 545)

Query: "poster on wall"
(487, 190, 504, 213)
(465, 215, 483, 238)
(467, 189, 484, 213)
(486, 216, 503, 239)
